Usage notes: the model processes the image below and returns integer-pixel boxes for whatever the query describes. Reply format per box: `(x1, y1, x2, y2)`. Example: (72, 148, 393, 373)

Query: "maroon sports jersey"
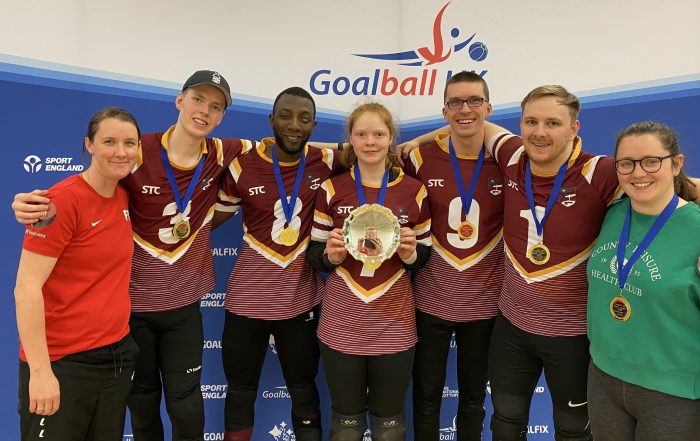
(487, 133, 621, 336)
(219, 138, 343, 319)
(404, 134, 504, 322)
(311, 168, 431, 355)
(121, 126, 256, 312)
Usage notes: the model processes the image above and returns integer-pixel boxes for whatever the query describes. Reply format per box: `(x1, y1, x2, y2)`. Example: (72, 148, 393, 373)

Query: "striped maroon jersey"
(311, 169, 431, 355)
(121, 126, 256, 312)
(219, 139, 342, 319)
(487, 133, 622, 336)
(405, 134, 504, 322)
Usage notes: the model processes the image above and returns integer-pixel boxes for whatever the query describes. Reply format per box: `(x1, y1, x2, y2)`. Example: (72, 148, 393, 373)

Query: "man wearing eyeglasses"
(401, 71, 505, 441)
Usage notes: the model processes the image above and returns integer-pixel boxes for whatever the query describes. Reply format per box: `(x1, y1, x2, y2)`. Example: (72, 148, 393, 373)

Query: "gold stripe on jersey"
(228, 157, 243, 182)
(433, 228, 502, 271)
(242, 232, 310, 268)
(506, 146, 525, 168)
(336, 266, 405, 303)
(241, 139, 256, 154)
(322, 180, 336, 203)
(414, 218, 431, 237)
(160, 126, 208, 170)
(215, 189, 241, 213)
(314, 209, 333, 226)
(504, 240, 594, 283)
(409, 148, 424, 171)
(488, 132, 518, 159)
(350, 167, 406, 187)
(133, 144, 144, 172)
(310, 228, 330, 241)
(321, 147, 336, 169)
(581, 155, 623, 205)
(212, 138, 224, 167)
(132, 204, 216, 265)
(415, 185, 427, 209)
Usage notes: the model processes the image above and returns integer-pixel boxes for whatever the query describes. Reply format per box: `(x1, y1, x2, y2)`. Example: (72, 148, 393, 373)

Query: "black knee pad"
(166, 387, 204, 438)
(292, 411, 321, 441)
(369, 412, 407, 441)
(330, 410, 367, 441)
(288, 382, 321, 417)
(490, 413, 528, 441)
(128, 390, 163, 429)
(553, 425, 592, 441)
(224, 387, 258, 429)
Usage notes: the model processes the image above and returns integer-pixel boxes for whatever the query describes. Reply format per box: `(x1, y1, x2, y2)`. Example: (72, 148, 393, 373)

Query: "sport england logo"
(23, 154, 83, 173)
(24, 155, 42, 173)
(309, 1, 489, 97)
(353, 2, 487, 67)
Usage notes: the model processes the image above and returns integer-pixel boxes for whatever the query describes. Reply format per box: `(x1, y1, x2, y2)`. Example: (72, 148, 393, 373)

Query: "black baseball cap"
(182, 70, 232, 107)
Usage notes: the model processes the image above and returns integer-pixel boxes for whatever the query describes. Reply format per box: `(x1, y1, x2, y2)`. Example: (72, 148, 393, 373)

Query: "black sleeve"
(401, 243, 431, 272)
(307, 240, 340, 273)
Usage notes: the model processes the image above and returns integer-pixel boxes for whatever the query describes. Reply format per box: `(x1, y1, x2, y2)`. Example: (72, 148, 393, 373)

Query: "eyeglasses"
(444, 97, 487, 111)
(614, 154, 675, 175)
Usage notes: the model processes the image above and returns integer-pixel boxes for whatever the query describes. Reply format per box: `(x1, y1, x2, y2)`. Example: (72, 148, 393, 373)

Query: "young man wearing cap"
(12, 70, 256, 441)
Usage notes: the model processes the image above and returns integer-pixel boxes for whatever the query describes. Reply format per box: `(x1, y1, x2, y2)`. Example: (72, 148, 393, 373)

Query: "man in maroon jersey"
(400, 71, 504, 441)
(213, 87, 343, 441)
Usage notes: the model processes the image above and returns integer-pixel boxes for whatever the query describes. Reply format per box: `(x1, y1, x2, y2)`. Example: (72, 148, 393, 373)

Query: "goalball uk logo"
(309, 1, 489, 97)
(23, 154, 84, 173)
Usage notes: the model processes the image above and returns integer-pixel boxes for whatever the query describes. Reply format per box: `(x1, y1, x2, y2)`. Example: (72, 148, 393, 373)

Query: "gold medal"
(457, 221, 476, 240)
(173, 219, 191, 240)
(364, 259, 382, 270)
(610, 295, 631, 321)
(527, 243, 550, 265)
(279, 227, 299, 246)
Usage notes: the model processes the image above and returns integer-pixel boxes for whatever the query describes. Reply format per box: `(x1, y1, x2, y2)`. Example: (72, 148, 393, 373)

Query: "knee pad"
(165, 387, 204, 438)
(127, 390, 163, 429)
(553, 425, 592, 441)
(330, 410, 367, 441)
(292, 411, 321, 441)
(369, 412, 407, 441)
(224, 427, 253, 441)
(224, 387, 258, 429)
(288, 382, 321, 416)
(490, 413, 528, 441)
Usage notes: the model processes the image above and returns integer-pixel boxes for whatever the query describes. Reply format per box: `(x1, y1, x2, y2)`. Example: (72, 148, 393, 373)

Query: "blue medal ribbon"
(354, 163, 389, 206)
(271, 144, 307, 226)
(616, 194, 678, 291)
(525, 155, 571, 237)
(448, 137, 485, 219)
(160, 145, 206, 216)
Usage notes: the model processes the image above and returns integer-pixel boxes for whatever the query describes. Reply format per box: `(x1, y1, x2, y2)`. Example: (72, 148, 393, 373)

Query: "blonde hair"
(342, 102, 401, 169)
(521, 85, 580, 123)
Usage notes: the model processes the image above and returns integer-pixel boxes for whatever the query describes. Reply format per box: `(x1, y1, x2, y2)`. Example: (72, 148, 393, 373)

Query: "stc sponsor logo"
(201, 384, 227, 399)
(200, 292, 225, 308)
(309, 2, 488, 97)
(262, 386, 291, 399)
(23, 155, 84, 173)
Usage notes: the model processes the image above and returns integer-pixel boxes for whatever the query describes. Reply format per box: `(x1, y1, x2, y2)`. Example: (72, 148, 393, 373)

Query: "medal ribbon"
(616, 194, 678, 291)
(160, 146, 206, 215)
(525, 155, 571, 237)
(354, 163, 389, 206)
(271, 144, 307, 226)
(448, 137, 485, 218)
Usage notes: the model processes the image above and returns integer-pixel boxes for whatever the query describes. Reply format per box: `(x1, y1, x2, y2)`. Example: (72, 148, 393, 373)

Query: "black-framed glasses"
(614, 154, 675, 175)
(444, 97, 487, 111)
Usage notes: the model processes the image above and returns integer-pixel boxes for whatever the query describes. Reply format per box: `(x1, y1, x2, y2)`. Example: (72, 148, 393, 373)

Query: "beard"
(274, 133, 310, 156)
